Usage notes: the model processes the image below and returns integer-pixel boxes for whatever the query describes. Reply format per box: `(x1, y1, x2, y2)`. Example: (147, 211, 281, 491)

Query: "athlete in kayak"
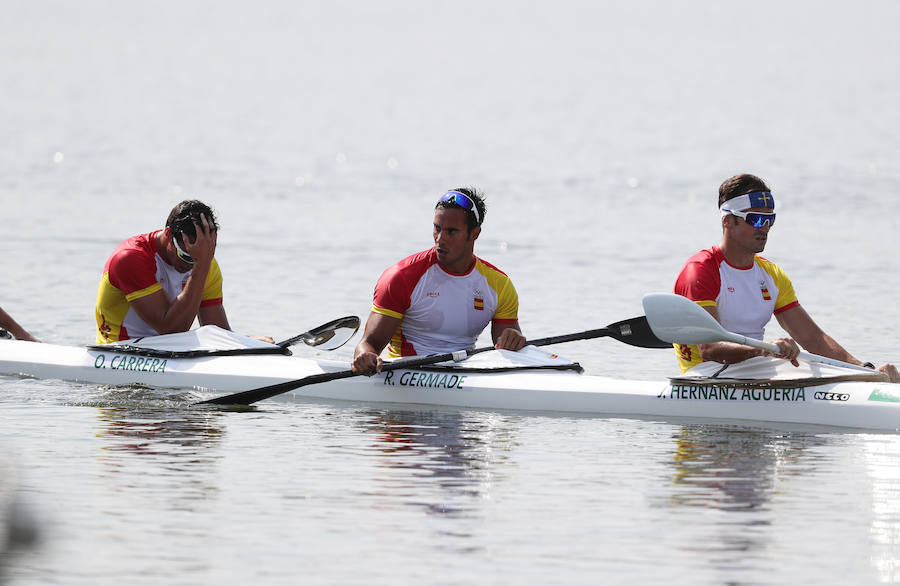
(94, 200, 271, 344)
(0, 307, 39, 342)
(673, 173, 899, 381)
(351, 187, 526, 375)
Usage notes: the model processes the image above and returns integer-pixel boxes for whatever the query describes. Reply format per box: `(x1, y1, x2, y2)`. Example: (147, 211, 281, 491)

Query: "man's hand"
(764, 337, 800, 366)
(494, 327, 526, 352)
(352, 351, 382, 376)
(183, 213, 217, 265)
(877, 363, 900, 383)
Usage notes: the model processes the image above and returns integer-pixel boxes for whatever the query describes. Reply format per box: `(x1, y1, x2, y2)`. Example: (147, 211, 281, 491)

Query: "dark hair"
(718, 174, 771, 208)
(435, 186, 487, 231)
(166, 200, 219, 245)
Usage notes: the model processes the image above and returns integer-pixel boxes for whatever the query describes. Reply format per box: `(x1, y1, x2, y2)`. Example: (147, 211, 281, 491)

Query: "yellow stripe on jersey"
(755, 257, 798, 311)
(124, 282, 163, 302)
(372, 305, 404, 319)
(95, 258, 225, 344)
(202, 259, 224, 302)
(95, 272, 132, 343)
(474, 261, 518, 321)
(388, 328, 404, 359)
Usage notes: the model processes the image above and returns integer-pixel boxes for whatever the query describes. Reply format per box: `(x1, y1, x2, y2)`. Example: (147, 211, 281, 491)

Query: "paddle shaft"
(196, 317, 667, 406)
(720, 330, 873, 373)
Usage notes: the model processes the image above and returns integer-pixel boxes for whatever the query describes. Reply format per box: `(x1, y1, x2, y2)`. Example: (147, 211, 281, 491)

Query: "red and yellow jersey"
(372, 248, 519, 358)
(95, 231, 223, 343)
(672, 246, 798, 372)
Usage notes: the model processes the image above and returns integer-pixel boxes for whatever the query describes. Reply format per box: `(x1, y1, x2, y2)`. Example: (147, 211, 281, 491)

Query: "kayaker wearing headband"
(672, 173, 899, 381)
(351, 187, 525, 376)
(95, 199, 271, 344)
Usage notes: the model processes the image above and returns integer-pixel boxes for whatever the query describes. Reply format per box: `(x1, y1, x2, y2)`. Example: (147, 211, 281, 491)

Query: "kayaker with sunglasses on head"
(95, 200, 272, 344)
(351, 187, 526, 376)
(672, 173, 899, 381)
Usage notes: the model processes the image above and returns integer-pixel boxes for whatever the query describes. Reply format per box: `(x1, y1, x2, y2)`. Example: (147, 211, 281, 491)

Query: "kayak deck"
(1, 338, 899, 430)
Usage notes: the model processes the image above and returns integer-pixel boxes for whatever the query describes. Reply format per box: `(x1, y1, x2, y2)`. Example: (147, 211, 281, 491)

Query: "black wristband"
(862, 361, 876, 369)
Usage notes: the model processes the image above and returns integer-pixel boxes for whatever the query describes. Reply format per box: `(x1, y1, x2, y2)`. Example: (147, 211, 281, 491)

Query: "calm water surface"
(3, 1, 900, 584)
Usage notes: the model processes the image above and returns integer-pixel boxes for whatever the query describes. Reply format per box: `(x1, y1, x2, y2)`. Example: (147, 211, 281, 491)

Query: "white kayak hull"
(2, 339, 900, 430)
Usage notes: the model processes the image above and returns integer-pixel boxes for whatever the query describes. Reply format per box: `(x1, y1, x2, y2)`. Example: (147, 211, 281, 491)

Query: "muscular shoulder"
(105, 232, 159, 288)
(205, 257, 224, 288)
(373, 249, 438, 314)
(378, 249, 436, 287)
(754, 255, 788, 278)
(208, 257, 223, 280)
(756, 255, 794, 295)
(473, 256, 509, 278)
(674, 247, 723, 302)
(682, 247, 721, 271)
(475, 256, 518, 320)
(473, 256, 513, 289)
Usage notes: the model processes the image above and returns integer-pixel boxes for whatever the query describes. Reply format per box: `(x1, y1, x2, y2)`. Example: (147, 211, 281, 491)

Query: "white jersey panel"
(401, 264, 498, 356)
(715, 262, 779, 341)
(120, 254, 193, 340)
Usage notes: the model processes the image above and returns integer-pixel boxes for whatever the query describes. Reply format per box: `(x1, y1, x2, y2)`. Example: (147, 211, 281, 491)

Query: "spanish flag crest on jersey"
(761, 287, 771, 300)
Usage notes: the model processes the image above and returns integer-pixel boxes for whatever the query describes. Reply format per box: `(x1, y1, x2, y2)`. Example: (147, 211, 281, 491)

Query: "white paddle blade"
(641, 293, 736, 345)
(642, 293, 872, 372)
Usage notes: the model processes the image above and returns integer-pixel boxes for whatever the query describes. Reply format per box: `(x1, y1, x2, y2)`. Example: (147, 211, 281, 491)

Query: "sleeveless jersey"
(672, 246, 798, 372)
(371, 248, 519, 358)
(95, 231, 223, 343)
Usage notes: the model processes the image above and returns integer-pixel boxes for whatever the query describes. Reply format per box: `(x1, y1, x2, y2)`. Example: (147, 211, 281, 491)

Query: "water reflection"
(0, 453, 39, 581)
(360, 408, 518, 518)
(666, 428, 900, 581)
(89, 395, 227, 501)
(669, 426, 819, 510)
(663, 425, 830, 555)
(864, 435, 900, 582)
(95, 405, 225, 456)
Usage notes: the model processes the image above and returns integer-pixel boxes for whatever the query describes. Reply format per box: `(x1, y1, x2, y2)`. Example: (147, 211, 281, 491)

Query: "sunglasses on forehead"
(437, 191, 481, 224)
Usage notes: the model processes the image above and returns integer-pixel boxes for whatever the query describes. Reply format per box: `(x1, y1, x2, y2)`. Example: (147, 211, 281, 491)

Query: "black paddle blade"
(604, 316, 671, 349)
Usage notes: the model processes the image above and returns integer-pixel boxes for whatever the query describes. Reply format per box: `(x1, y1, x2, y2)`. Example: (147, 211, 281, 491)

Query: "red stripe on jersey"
(774, 300, 799, 315)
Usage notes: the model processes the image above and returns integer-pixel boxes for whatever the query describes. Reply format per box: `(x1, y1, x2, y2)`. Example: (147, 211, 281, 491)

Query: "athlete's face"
(433, 208, 480, 273)
(724, 206, 772, 254)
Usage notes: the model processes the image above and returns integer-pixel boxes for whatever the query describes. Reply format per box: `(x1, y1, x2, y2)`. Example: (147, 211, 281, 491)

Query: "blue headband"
(720, 191, 775, 213)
